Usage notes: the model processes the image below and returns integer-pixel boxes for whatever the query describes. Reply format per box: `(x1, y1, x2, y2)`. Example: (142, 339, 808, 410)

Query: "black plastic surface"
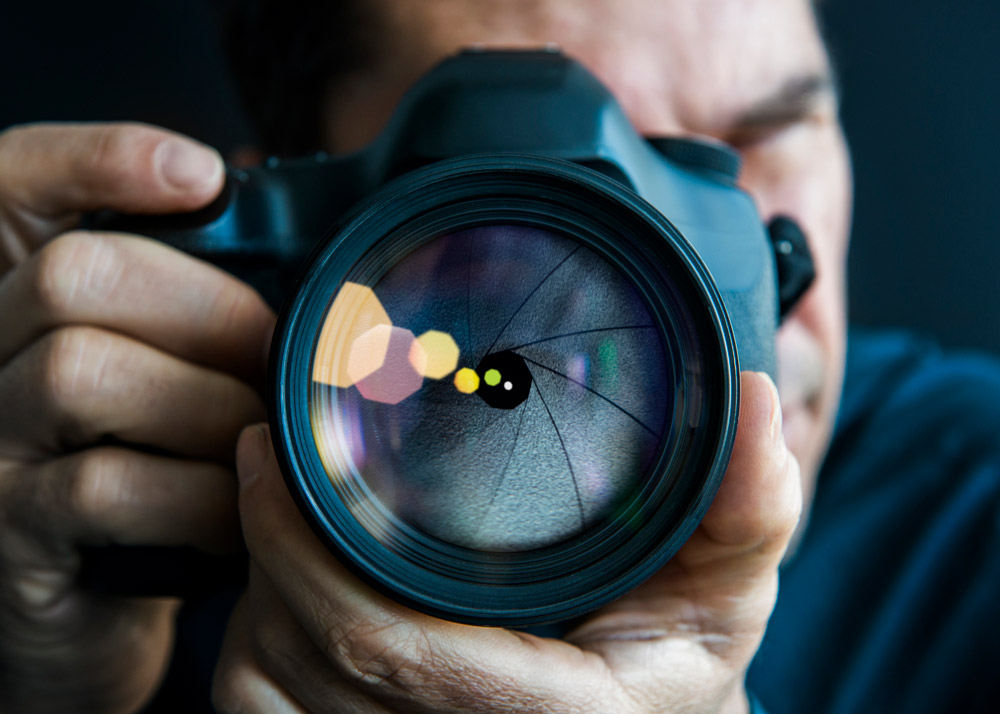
(768, 215, 816, 319)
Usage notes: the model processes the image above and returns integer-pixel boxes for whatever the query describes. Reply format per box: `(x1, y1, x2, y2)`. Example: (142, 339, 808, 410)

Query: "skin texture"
(214, 375, 800, 714)
(213, 0, 851, 713)
(0, 124, 274, 713)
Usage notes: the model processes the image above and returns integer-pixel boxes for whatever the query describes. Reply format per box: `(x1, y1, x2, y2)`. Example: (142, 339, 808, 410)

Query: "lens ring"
(270, 156, 739, 625)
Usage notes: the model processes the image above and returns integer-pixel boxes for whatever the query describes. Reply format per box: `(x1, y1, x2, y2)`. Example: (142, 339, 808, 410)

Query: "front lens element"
(272, 157, 738, 625)
(310, 225, 669, 552)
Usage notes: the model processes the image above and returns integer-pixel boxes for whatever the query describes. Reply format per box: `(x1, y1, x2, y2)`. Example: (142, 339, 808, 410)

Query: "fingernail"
(156, 138, 222, 191)
(236, 424, 270, 488)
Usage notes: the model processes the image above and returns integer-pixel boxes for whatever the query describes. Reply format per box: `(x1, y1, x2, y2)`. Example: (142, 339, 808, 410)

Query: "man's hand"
(214, 371, 799, 714)
(0, 123, 276, 714)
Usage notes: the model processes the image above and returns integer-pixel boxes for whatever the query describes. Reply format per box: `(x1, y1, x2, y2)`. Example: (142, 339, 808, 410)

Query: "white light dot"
(504, 381, 513, 391)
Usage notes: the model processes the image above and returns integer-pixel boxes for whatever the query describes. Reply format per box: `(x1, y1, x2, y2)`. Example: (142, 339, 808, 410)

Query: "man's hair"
(223, 0, 373, 154)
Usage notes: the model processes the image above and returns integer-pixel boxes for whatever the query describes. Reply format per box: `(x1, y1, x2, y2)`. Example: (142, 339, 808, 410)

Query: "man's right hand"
(0, 123, 275, 714)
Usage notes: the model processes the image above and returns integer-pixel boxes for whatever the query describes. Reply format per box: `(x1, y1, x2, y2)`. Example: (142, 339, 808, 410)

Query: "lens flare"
(353, 326, 425, 404)
(313, 282, 392, 388)
(347, 324, 393, 384)
(413, 330, 460, 379)
(454, 367, 480, 394)
(308, 224, 672, 555)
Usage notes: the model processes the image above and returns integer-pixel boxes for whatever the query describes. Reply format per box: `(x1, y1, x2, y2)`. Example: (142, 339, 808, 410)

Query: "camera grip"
(88, 157, 365, 310)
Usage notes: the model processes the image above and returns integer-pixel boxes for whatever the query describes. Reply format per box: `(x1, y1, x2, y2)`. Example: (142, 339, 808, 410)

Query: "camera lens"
(311, 223, 669, 552)
(271, 157, 739, 625)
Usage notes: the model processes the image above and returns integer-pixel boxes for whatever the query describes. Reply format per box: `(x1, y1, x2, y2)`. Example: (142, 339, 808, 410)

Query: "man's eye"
(726, 101, 837, 151)
(726, 121, 803, 152)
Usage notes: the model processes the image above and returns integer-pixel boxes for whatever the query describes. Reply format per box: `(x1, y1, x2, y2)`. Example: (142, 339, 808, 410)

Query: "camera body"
(123, 48, 777, 377)
(91, 49, 798, 623)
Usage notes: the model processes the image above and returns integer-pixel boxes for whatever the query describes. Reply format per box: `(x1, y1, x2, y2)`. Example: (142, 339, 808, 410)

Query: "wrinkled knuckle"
(35, 231, 124, 315)
(214, 280, 262, 335)
(328, 619, 434, 694)
(35, 232, 87, 316)
(66, 449, 132, 526)
(206, 278, 272, 362)
(83, 125, 148, 188)
(41, 326, 113, 412)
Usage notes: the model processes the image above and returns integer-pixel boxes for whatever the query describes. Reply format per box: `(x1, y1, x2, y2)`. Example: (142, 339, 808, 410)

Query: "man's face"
(322, 0, 852, 512)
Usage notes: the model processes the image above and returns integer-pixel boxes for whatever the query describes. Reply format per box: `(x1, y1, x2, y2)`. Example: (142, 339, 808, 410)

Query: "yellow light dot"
(454, 368, 480, 394)
(484, 368, 501, 386)
(412, 330, 460, 379)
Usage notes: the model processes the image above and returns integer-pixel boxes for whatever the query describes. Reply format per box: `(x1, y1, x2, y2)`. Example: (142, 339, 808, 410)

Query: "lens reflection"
(310, 225, 670, 551)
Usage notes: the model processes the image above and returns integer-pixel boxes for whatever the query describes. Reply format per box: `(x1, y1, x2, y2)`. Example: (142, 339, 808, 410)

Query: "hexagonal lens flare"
(453, 367, 480, 394)
(313, 282, 473, 402)
(412, 330, 460, 379)
(313, 282, 392, 388)
(347, 324, 393, 384)
(353, 326, 426, 404)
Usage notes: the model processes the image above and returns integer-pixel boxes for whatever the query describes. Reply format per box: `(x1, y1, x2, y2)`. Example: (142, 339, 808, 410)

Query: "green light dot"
(484, 368, 501, 386)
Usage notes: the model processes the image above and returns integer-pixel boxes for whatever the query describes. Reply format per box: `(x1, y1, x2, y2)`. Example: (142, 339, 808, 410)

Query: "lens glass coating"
(309, 224, 671, 552)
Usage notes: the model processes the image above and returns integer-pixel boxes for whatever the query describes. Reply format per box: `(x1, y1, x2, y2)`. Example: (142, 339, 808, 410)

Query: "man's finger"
(0, 122, 223, 220)
(234, 566, 395, 714)
(212, 589, 316, 714)
(234, 426, 618, 714)
(682, 370, 802, 565)
(565, 371, 801, 679)
(0, 231, 275, 381)
(7, 447, 241, 555)
(0, 325, 265, 461)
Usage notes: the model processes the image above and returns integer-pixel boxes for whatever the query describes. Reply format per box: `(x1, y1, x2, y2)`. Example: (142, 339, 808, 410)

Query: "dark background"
(2, 1, 998, 355)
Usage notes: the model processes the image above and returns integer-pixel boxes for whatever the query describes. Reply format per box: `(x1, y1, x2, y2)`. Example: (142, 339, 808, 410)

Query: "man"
(0, 1, 995, 712)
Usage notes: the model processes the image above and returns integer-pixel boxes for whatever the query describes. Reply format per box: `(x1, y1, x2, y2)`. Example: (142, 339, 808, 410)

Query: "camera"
(92, 48, 813, 626)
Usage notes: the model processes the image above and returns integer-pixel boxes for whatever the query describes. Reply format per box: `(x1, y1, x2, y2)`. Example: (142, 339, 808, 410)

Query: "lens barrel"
(270, 156, 739, 626)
